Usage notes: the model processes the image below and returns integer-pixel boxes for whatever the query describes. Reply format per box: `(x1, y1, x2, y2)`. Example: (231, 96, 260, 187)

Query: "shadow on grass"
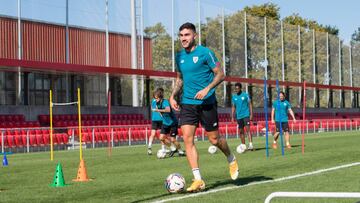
(252, 144, 303, 152)
(131, 175, 273, 203)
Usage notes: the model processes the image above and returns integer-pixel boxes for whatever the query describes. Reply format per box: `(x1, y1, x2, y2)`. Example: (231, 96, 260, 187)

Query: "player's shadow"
(205, 175, 273, 190)
(132, 176, 273, 203)
(252, 144, 303, 151)
(131, 193, 173, 203)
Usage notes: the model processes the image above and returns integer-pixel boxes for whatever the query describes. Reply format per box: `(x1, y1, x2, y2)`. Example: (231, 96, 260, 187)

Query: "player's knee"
(208, 136, 219, 146)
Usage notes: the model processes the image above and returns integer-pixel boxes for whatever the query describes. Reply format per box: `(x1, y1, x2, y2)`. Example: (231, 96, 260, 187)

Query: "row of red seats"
(0, 133, 69, 148)
(54, 119, 151, 127)
(0, 121, 40, 128)
(38, 114, 144, 125)
(0, 114, 25, 122)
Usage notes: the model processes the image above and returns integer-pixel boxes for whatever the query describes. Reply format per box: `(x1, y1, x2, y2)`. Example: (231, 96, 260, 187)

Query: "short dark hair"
(279, 91, 286, 97)
(153, 88, 164, 99)
(179, 22, 196, 32)
(235, 83, 242, 88)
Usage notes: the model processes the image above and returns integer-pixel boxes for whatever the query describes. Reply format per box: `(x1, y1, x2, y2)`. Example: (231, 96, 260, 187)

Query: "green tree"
(352, 27, 360, 42)
(144, 23, 172, 71)
(244, 3, 280, 20)
(283, 14, 339, 35)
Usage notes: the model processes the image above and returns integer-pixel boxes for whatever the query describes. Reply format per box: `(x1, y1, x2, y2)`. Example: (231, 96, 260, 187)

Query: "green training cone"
(50, 162, 66, 187)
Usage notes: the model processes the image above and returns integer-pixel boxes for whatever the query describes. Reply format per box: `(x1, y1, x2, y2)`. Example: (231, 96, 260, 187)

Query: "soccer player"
(147, 88, 165, 155)
(271, 91, 296, 149)
(170, 22, 239, 192)
(231, 83, 254, 151)
(152, 90, 185, 157)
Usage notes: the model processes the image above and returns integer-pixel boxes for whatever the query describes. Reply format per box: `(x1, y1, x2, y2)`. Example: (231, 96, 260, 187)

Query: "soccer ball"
(165, 173, 186, 193)
(236, 144, 247, 154)
(208, 145, 217, 154)
(157, 149, 166, 159)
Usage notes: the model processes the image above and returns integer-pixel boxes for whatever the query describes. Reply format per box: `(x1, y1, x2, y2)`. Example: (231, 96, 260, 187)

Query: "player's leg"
(272, 122, 280, 149)
(180, 104, 205, 192)
(201, 104, 238, 181)
(147, 122, 158, 155)
(237, 118, 246, 145)
(283, 122, 291, 148)
(244, 117, 253, 150)
(168, 125, 185, 157)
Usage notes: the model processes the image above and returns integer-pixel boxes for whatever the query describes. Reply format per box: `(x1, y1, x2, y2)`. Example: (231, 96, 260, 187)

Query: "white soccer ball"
(236, 144, 247, 154)
(165, 173, 186, 193)
(157, 149, 166, 159)
(208, 145, 217, 154)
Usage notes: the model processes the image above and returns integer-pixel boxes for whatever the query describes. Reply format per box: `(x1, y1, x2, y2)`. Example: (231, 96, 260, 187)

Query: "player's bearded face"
(179, 29, 196, 49)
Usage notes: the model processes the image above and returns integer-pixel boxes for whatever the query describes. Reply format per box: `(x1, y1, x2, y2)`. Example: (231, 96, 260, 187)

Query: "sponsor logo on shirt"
(241, 97, 245, 100)
(180, 59, 184, 64)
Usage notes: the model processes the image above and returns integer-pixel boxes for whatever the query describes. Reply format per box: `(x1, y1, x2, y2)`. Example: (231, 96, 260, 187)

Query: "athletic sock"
(170, 144, 177, 151)
(227, 154, 236, 164)
(161, 144, 166, 151)
(192, 168, 202, 180)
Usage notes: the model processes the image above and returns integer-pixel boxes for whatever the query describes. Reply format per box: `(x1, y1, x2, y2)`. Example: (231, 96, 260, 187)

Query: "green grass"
(0, 131, 359, 203)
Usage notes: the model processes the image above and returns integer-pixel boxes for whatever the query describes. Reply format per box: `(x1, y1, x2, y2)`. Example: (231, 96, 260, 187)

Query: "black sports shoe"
(168, 149, 178, 157)
(147, 148, 152, 155)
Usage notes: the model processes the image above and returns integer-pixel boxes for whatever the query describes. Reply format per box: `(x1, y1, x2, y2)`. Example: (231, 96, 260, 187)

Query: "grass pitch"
(0, 131, 359, 203)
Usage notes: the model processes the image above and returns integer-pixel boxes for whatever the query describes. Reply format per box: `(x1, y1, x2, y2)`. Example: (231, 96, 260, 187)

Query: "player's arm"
(231, 104, 236, 122)
(271, 108, 275, 123)
(170, 72, 183, 111)
(194, 64, 225, 100)
(288, 108, 296, 122)
(155, 107, 171, 113)
(249, 99, 253, 121)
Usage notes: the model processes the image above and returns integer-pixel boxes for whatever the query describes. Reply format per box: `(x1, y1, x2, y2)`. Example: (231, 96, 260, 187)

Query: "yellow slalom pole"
(49, 90, 54, 161)
(77, 88, 82, 161)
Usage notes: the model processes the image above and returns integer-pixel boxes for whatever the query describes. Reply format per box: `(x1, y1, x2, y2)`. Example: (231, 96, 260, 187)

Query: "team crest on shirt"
(193, 56, 199, 63)
(241, 97, 245, 100)
(284, 103, 287, 106)
(180, 59, 184, 64)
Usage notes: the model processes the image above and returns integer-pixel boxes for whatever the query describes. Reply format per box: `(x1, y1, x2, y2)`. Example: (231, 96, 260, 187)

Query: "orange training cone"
(72, 159, 91, 182)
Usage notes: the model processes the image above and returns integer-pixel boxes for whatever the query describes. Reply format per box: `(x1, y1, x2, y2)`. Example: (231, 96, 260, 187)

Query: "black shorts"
(160, 124, 178, 137)
(275, 122, 289, 132)
(179, 103, 219, 132)
(151, 121, 162, 130)
(237, 117, 250, 128)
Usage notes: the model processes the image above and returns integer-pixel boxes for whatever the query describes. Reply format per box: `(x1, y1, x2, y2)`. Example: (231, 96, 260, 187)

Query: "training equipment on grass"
(107, 91, 112, 157)
(73, 159, 91, 182)
(157, 149, 166, 159)
(264, 77, 270, 158)
(50, 162, 66, 187)
(302, 81, 306, 154)
(208, 145, 217, 154)
(236, 144, 247, 154)
(49, 88, 82, 161)
(165, 173, 186, 193)
(275, 80, 285, 156)
(2, 152, 8, 166)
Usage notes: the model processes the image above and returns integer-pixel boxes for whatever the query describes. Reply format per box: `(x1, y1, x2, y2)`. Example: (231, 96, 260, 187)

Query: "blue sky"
(0, 0, 358, 43)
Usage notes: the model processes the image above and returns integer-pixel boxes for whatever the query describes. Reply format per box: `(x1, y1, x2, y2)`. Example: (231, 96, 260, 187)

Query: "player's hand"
(194, 87, 210, 100)
(250, 115, 253, 121)
(231, 118, 235, 123)
(170, 96, 180, 111)
(293, 119, 297, 123)
(271, 120, 275, 124)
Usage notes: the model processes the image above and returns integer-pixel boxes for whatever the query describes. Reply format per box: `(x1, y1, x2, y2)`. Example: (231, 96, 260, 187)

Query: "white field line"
(152, 162, 360, 203)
